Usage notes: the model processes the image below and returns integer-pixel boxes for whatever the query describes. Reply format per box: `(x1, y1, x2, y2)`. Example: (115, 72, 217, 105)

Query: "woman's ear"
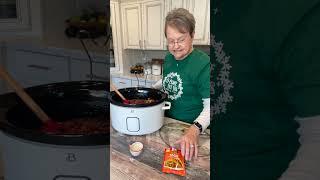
(191, 32, 195, 39)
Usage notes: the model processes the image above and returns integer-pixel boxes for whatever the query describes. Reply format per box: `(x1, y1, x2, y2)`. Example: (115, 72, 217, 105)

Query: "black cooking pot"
(0, 81, 109, 146)
(109, 87, 167, 107)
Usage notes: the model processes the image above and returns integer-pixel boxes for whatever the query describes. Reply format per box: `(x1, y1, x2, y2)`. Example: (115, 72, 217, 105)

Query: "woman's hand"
(175, 125, 200, 161)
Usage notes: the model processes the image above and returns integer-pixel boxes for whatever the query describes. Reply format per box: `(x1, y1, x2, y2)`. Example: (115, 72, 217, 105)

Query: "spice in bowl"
(129, 142, 143, 157)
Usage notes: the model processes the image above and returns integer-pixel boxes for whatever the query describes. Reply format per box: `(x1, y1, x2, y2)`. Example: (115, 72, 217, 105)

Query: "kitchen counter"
(111, 118, 210, 179)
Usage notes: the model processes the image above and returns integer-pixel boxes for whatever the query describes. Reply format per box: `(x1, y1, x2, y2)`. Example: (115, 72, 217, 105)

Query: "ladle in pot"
(110, 82, 129, 104)
(0, 65, 62, 133)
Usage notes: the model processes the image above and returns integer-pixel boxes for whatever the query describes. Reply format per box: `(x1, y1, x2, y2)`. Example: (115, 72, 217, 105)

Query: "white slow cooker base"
(0, 132, 109, 180)
(110, 102, 166, 135)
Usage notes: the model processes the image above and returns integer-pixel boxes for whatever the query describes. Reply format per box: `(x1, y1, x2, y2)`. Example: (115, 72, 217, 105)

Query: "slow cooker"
(0, 81, 109, 180)
(109, 87, 170, 135)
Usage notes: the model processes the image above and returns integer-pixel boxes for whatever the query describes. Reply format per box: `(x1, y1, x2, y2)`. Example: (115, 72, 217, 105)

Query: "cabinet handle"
(85, 74, 108, 81)
(144, 40, 146, 48)
(53, 175, 90, 180)
(139, 40, 142, 49)
(27, 64, 51, 71)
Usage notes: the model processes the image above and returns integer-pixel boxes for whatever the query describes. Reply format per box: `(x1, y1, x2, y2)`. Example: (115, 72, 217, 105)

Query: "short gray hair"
(165, 8, 195, 38)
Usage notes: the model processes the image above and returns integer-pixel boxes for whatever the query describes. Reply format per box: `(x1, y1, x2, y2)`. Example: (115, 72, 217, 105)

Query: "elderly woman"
(153, 8, 210, 161)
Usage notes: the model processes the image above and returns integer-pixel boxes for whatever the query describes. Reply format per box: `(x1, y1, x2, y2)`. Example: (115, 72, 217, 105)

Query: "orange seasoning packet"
(162, 147, 186, 176)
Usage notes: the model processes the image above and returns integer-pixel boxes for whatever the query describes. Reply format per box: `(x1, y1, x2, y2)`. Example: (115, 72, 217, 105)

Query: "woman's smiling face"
(166, 25, 194, 60)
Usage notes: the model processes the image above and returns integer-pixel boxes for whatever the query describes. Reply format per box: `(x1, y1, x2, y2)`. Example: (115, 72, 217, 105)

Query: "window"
(0, 0, 17, 18)
(0, 0, 31, 31)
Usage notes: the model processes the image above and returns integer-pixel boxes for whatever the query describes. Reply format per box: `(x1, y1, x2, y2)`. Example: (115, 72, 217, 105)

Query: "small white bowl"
(129, 142, 143, 157)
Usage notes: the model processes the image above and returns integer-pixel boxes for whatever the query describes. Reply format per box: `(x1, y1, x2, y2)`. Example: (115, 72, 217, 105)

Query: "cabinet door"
(142, 0, 165, 50)
(188, 0, 210, 45)
(70, 59, 109, 81)
(121, 3, 142, 49)
(165, 0, 188, 11)
(132, 79, 153, 88)
(110, 1, 123, 73)
(6, 49, 69, 88)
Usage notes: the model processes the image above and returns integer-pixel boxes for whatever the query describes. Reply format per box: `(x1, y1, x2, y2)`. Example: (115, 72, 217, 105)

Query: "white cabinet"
(4, 44, 109, 90)
(110, 1, 124, 73)
(111, 74, 157, 89)
(70, 59, 108, 81)
(121, 3, 142, 49)
(142, 1, 165, 49)
(165, 0, 210, 45)
(6, 49, 69, 88)
(111, 77, 132, 89)
(132, 79, 152, 88)
(165, 0, 188, 11)
(121, 0, 165, 50)
(187, 0, 210, 45)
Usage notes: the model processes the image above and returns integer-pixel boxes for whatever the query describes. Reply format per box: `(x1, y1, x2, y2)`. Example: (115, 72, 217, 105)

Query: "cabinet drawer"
(70, 59, 109, 81)
(7, 50, 69, 87)
(131, 79, 152, 88)
(111, 77, 132, 89)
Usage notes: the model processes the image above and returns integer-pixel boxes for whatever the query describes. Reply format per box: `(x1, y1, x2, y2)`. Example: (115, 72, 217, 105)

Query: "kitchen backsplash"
(122, 49, 167, 73)
(122, 45, 210, 73)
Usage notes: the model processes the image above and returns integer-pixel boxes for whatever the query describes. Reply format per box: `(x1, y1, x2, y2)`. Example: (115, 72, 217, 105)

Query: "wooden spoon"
(0, 65, 61, 133)
(110, 82, 129, 104)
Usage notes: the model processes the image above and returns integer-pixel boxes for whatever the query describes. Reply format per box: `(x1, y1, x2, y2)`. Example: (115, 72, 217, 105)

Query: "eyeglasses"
(167, 36, 187, 47)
